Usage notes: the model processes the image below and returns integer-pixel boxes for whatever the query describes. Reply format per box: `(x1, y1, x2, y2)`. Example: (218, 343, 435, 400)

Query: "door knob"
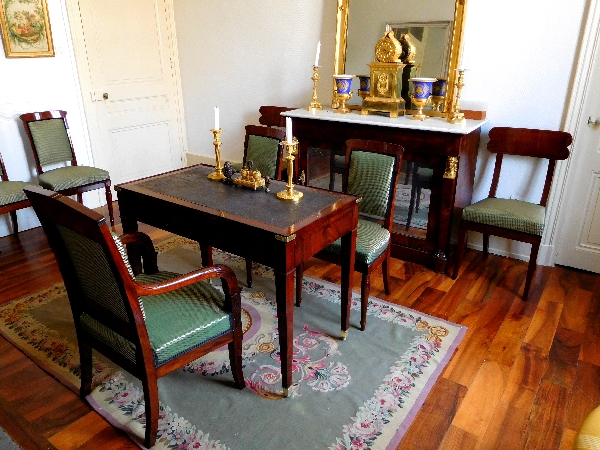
(103, 93, 109, 100)
(588, 116, 599, 126)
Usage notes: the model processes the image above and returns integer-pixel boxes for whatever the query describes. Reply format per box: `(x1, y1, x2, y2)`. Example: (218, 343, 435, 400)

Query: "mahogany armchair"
(24, 186, 245, 448)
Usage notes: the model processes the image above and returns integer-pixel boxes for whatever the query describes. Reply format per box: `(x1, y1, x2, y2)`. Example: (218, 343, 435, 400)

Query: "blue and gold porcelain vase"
(356, 75, 371, 100)
(409, 77, 437, 120)
(431, 79, 447, 112)
(333, 75, 354, 114)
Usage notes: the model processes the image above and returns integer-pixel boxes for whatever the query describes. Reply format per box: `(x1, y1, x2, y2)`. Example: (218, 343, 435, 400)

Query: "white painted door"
(554, 6, 600, 273)
(69, 0, 185, 188)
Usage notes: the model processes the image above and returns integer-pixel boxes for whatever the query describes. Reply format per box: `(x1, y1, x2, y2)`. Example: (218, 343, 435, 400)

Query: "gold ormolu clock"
(361, 31, 406, 118)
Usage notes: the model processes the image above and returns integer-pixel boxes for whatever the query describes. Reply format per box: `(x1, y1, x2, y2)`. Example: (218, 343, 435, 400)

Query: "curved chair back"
(20, 110, 76, 172)
(344, 139, 404, 229)
(243, 125, 286, 179)
(487, 127, 572, 206)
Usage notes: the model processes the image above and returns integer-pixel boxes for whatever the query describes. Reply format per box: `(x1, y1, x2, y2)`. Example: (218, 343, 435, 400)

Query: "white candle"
(286, 117, 293, 142)
(314, 41, 321, 67)
(214, 106, 219, 130)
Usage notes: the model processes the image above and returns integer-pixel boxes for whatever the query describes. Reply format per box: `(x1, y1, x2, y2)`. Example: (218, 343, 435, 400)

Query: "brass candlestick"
(207, 128, 226, 181)
(447, 69, 466, 124)
(308, 66, 322, 111)
(277, 138, 303, 201)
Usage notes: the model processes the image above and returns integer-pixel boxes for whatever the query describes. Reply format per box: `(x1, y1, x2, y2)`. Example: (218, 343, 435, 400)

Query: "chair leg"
(405, 179, 418, 231)
(360, 273, 370, 331)
(329, 152, 336, 191)
(105, 185, 115, 227)
(228, 329, 245, 390)
(78, 340, 93, 399)
(199, 243, 213, 267)
(382, 252, 391, 295)
(295, 264, 304, 307)
(522, 243, 540, 301)
(452, 224, 468, 279)
(245, 258, 253, 288)
(415, 185, 422, 212)
(483, 234, 490, 258)
(142, 377, 159, 448)
(404, 161, 413, 184)
(9, 211, 18, 235)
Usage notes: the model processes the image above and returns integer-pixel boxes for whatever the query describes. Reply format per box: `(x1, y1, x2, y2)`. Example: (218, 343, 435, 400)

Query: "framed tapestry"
(0, 0, 54, 58)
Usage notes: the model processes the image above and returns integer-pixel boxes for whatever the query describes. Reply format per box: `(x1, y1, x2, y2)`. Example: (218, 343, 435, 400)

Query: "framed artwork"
(0, 0, 54, 58)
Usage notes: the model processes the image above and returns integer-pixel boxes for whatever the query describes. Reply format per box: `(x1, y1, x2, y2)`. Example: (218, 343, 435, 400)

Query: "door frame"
(539, 0, 599, 267)
(63, 0, 188, 186)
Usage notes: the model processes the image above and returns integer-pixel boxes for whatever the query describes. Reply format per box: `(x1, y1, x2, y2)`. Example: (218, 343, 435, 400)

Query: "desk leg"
(275, 269, 295, 397)
(340, 227, 357, 339)
(121, 218, 142, 275)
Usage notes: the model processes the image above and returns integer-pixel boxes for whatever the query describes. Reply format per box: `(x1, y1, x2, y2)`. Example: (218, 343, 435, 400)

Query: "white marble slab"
(283, 108, 488, 135)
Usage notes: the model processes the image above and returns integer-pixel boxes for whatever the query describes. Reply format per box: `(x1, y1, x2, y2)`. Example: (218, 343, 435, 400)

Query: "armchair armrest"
(134, 264, 241, 313)
(119, 232, 159, 275)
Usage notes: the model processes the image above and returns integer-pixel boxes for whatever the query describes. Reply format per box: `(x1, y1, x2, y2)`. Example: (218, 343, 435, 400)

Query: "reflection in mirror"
(394, 161, 433, 238)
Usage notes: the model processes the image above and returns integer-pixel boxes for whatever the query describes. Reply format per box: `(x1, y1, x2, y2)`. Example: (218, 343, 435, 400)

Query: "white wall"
(173, 0, 335, 163)
(0, 0, 97, 237)
(459, 0, 586, 262)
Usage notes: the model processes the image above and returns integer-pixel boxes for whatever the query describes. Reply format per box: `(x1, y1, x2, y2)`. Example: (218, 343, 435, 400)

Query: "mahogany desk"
(115, 164, 359, 395)
(283, 108, 487, 273)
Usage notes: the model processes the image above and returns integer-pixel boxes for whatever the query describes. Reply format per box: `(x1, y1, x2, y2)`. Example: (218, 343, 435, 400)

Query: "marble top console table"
(283, 108, 488, 273)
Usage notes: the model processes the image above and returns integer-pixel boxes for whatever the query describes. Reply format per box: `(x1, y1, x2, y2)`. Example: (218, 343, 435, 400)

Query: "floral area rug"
(0, 237, 465, 449)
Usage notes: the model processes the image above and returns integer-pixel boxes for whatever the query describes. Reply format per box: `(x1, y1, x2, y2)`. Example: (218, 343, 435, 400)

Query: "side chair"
(296, 139, 404, 331)
(20, 110, 115, 226)
(24, 186, 245, 448)
(452, 126, 572, 301)
(0, 150, 37, 235)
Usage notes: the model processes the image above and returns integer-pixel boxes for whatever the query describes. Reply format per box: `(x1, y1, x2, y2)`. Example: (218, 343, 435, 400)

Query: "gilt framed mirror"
(334, 0, 468, 113)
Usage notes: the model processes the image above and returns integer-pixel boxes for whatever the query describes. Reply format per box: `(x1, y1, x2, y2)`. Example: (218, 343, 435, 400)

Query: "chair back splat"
(296, 139, 404, 331)
(20, 110, 115, 226)
(452, 127, 572, 301)
(24, 186, 244, 448)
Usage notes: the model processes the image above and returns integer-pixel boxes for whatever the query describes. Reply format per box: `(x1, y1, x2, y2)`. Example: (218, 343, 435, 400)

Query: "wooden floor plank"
(49, 411, 111, 450)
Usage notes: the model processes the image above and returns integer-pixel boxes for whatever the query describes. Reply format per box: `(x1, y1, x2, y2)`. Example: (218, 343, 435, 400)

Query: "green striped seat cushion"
(38, 165, 109, 191)
(81, 271, 231, 367)
(324, 219, 390, 264)
(462, 197, 546, 236)
(0, 181, 35, 206)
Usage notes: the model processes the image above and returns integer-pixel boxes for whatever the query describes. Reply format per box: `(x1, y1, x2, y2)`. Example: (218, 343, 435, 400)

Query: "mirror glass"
(336, 0, 464, 109)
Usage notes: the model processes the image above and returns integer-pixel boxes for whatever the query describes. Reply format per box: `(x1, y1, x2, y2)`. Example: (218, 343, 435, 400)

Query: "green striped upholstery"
(137, 271, 230, 366)
(462, 197, 546, 236)
(0, 181, 35, 206)
(233, 134, 280, 178)
(111, 232, 135, 278)
(27, 119, 74, 166)
(324, 219, 390, 264)
(38, 165, 109, 191)
(334, 154, 345, 169)
(82, 271, 230, 367)
(348, 150, 395, 218)
(57, 225, 130, 322)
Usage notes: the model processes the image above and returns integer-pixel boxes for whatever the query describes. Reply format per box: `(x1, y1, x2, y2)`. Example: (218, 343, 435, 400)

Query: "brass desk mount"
(277, 138, 303, 201)
(233, 162, 265, 190)
(207, 128, 226, 181)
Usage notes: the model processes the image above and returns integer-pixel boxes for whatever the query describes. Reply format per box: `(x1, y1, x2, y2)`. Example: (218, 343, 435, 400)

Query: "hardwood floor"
(0, 202, 599, 449)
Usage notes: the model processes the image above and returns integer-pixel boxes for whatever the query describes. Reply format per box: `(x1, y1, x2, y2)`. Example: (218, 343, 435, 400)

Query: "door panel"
(74, 0, 184, 189)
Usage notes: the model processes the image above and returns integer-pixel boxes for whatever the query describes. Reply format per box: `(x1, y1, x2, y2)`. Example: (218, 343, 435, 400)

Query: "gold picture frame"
(0, 0, 54, 58)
